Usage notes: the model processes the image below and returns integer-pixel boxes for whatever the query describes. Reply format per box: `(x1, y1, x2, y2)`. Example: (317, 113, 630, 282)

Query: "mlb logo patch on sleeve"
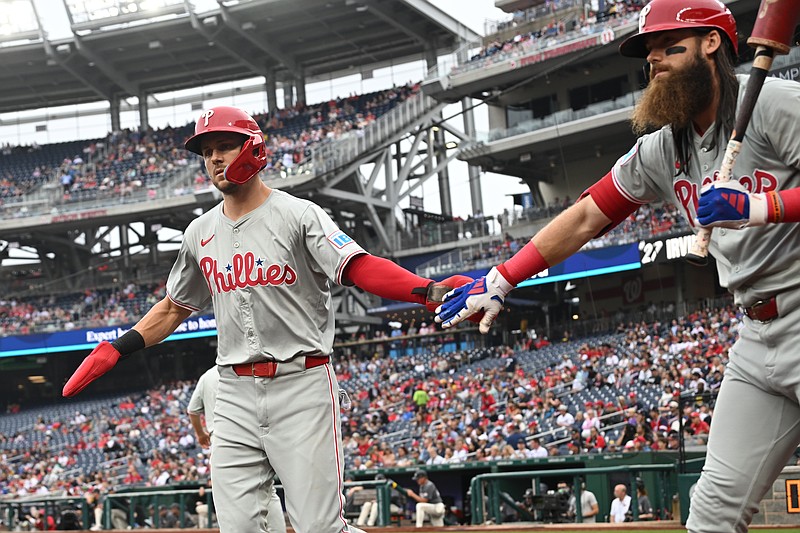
(327, 230, 354, 249)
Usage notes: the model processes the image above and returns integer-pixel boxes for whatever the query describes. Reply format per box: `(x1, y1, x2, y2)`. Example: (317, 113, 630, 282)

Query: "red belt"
(742, 297, 779, 323)
(232, 356, 330, 378)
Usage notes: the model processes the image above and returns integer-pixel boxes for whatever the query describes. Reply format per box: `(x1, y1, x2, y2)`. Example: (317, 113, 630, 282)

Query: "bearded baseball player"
(437, 1, 800, 531)
(62, 105, 474, 533)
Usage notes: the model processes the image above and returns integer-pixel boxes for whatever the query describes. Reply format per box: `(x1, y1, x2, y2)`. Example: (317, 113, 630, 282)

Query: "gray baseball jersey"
(187, 366, 219, 434)
(611, 75, 800, 306)
(418, 480, 443, 504)
(609, 74, 800, 532)
(166, 188, 366, 364)
(168, 188, 367, 533)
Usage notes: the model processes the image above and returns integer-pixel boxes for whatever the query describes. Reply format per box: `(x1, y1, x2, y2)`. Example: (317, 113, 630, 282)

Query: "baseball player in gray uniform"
(436, 1, 800, 532)
(188, 366, 286, 533)
(63, 105, 472, 533)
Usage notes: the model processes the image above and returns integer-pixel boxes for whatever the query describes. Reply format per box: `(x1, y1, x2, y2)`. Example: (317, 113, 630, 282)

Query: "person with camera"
(517, 488, 537, 519)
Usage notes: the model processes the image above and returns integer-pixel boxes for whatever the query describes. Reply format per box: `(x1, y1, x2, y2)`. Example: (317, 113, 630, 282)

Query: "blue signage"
(434, 242, 642, 289)
(516, 242, 642, 287)
(0, 315, 217, 359)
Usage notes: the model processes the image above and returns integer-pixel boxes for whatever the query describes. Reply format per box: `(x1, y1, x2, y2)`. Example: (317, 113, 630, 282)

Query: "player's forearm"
(132, 297, 193, 347)
(777, 187, 800, 222)
(406, 490, 423, 503)
(498, 198, 611, 285)
(188, 413, 205, 437)
(344, 254, 430, 304)
(533, 197, 612, 266)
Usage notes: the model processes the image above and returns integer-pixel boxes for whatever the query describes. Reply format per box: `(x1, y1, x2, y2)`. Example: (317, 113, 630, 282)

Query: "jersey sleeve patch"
(327, 230, 356, 249)
(616, 143, 639, 168)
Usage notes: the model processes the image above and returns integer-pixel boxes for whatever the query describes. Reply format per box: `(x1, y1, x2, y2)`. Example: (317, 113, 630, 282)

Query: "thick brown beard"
(631, 50, 715, 136)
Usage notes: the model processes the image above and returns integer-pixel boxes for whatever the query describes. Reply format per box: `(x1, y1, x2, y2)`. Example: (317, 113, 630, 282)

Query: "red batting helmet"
(619, 0, 738, 58)
(184, 106, 267, 184)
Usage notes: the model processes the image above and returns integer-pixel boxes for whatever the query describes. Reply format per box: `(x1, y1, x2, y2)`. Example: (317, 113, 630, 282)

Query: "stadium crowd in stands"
(0, 283, 166, 336)
(455, 0, 646, 74)
(0, 84, 420, 208)
(1, 302, 738, 506)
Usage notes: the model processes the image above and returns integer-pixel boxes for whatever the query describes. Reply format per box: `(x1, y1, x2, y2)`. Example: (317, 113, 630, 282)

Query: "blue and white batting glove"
(696, 181, 768, 229)
(435, 267, 514, 334)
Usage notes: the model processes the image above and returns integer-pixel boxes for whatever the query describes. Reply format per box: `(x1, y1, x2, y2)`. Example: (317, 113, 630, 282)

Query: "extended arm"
(344, 254, 477, 314)
(437, 195, 615, 332)
(528, 194, 615, 266)
(63, 297, 193, 397)
(134, 297, 195, 346)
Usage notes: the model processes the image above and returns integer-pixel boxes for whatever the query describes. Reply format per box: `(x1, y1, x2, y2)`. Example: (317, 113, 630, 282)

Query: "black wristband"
(410, 281, 434, 297)
(111, 329, 146, 356)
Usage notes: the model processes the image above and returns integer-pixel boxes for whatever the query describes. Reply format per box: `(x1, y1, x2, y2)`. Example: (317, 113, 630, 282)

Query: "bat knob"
(685, 253, 708, 267)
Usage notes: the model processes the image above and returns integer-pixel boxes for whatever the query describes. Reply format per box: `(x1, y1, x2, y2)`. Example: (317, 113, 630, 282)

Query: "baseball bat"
(685, 0, 800, 266)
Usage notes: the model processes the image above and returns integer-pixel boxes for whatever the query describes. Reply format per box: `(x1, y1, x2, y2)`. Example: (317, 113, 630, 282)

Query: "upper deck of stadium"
(0, 0, 479, 114)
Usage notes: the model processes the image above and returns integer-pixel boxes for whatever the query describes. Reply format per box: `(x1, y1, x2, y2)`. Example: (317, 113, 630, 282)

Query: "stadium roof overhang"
(0, 0, 480, 114)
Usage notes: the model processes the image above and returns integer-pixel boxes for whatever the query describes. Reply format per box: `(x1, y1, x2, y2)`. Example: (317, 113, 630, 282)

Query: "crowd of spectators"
(58, 128, 194, 203)
(455, 0, 647, 74)
(0, 196, 689, 337)
(0, 301, 737, 509)
(583, 202, 688, 249)
(1, 84, 420, 209)
(335, 303, 735, 471)
(1, 381, 207, 502)
(253, 83, 420, 175)
(0, 140, 87, 202)
(0, 282, 166, 336)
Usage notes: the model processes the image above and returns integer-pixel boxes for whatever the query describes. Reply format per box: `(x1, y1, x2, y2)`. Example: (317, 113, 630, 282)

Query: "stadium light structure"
(0, 0, 40, 44)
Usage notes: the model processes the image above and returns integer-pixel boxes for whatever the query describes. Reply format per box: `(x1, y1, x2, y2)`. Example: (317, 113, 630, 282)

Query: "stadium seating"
(0, 300, 739, 497)
(0, 301, 734, 499)
(0, 85, 419, 208)
(0, 140, 96, 199)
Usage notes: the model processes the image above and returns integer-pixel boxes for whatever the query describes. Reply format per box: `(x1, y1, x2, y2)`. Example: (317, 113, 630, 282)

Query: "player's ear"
(701, 29, 722, 57)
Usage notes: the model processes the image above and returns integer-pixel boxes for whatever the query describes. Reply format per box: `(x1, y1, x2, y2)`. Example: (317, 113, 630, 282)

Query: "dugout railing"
(469, 463, 675, 525)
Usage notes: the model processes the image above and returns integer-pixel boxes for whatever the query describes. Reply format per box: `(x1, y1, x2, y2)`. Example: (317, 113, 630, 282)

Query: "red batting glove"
(62, 341, 121, 397)
(433, 275, 485, 324)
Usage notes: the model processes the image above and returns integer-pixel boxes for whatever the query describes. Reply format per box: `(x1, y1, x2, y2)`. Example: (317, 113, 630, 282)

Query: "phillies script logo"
(673, 169, 778, 226)
(200, 252, 297, 294)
